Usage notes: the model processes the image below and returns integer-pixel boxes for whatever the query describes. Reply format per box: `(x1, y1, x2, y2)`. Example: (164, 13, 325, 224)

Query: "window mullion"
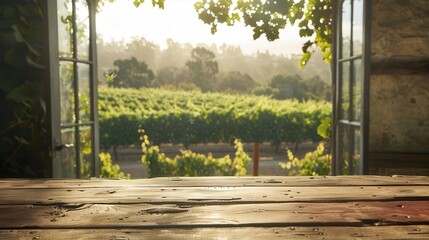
(71, 0, 81, 178)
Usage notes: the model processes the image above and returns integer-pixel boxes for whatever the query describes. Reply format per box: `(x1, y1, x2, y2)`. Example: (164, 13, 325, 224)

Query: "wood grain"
(1, 176, 428, 240)
(1, 175, 428, 189)
(1, 226, 429, 240)
(0, 201, 428, 229)
(0, 185, 428, 205)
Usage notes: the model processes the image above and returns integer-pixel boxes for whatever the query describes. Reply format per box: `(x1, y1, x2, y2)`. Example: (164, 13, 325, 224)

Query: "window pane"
(75, 0, 90, 60)
(352, 0, 363, 55)
(77, 63, 91, 122)
(57, 0, 73, 58)
(340, 61, 350, 120)
(61, 127, 77, 178)
(352, 59, 362, 121)
(338, 124, 350, 175)
(59, 61, 75, 124)
(80, 125, 93, 178)
(352, 126, 361, 174)
(341, 0, 351, 58)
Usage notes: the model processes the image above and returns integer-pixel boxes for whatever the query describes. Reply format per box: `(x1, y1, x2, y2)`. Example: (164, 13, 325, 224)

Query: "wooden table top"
(1, 175, 429, 239)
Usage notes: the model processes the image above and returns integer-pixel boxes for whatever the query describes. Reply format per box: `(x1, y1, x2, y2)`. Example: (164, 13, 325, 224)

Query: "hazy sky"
(96, 0, 306, 56)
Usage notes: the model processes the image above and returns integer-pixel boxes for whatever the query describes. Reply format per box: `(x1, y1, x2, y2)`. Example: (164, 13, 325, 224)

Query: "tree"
(158, 39, 193, 69)
(270, 74, 309, 101)
(216, 71, 257, 93)
(106, 57, 155, 89)
(99, 0, 332, 66)
(185, 47, 219, 91)
(154, 66, 187, 88)
(303, 75, 331, 101)
(125, 37, 160, 70)
(194, 0, 332, 67)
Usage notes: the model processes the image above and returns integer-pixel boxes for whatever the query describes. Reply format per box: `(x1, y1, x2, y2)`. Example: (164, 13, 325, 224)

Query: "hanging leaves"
(194, 0, 333, 66)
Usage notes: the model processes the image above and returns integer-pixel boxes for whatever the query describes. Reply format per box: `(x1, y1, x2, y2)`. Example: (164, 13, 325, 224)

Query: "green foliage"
(106, 57, 155, 89)
(99, 87, 331, 150)
(303, 76, 331, 101)
(98, 0, 165, 10)
(253, 74, 330, 101)
(186, 47, 219, 91)
(317, 117, 331, 139)
(216, 71, 257, 93)
(140, 131, 250, 177)
(194, 0, 332, 66)
(99, 152, 131, 179)
(186, 47, 218, 91)
(0, 0, 50, 177)
(252, 85, 279, 97)
(270, 74, 309, 101)
(280, 142, 331, 176)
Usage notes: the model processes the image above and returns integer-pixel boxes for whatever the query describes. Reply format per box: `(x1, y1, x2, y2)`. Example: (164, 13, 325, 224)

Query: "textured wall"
(370, 0, 429, 152)
(371, 0, 429, 63)
(370, 75, 429, 152)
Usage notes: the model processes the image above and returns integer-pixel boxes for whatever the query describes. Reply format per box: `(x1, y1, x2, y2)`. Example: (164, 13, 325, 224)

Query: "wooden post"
(253, 143, 260, 176)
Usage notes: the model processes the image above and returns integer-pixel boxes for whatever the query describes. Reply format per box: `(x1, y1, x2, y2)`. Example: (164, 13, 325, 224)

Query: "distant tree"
(216, 71, 257, 93)
(270, 74, 309, 101)
(252, 85, 279, 97)
(303, 76, 331, 101)
(126, 37, 160, 70)
(105, 57, 154, 89)
(185, 47, 218, 91)
(154, 66, 188, 88)
(158, 39, 193, 69)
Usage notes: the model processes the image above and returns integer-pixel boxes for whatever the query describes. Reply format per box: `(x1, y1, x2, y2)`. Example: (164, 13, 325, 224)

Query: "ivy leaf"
(4, 45, 27, 69)
(299, 51, 311, 68)
(15, 136, 30, 145)
(6, 83, 32, 103)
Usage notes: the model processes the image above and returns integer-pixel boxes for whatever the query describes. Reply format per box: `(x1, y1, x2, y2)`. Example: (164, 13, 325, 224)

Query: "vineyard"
(98, 87, 331, 150)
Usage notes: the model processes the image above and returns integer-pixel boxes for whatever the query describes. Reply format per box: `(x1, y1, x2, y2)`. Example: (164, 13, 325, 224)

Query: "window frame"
(332, 0, 370, 175)
(48, 0, 99, 178)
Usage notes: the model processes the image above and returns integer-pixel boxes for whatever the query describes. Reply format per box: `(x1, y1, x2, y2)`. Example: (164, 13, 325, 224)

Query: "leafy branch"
(194, 0, 333, 67)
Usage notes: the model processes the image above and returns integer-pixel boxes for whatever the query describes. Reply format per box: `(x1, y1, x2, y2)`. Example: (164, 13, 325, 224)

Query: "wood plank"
(1, 185, 428, 205)
(2, 226, 429, 240)
(0, 201, 428, 229)
(1, 175, 429, 189)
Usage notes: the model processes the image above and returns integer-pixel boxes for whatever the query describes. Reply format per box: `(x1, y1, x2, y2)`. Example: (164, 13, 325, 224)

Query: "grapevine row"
(98, 87, 331, 149)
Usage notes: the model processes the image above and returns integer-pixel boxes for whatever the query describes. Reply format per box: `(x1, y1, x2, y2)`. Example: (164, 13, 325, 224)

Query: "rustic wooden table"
(1, 175, 429, 239)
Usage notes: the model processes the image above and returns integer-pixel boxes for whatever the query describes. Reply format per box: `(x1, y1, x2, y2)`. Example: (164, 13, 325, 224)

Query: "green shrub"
(140, 130, 250, 177)
(280, 142, 331, 176)
(99, 152, 131, 179)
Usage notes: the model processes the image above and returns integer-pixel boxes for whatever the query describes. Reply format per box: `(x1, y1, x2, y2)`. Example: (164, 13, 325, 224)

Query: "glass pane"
(352, 59, 362, 122)
(341, 0, 351, 58)
(340, 61, 350, 120)
(77, 63, 91, 122)
(61, 127, 77, 178)
(352, 126, 361, 174)
(58, 0, 73, 58)
(75, 0, 90, 60)
(338, 124, 350, 175)
(80, 125, 93, 178)
(352, 0, 363, 55)
(60, 61, 75, 124)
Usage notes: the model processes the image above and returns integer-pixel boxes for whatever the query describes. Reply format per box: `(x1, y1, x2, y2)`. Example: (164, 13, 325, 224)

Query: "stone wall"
(369, 0, 429, 153)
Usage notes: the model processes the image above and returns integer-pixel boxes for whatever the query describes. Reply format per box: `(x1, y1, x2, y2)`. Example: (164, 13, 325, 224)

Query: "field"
(99, 87, 331, 149)
(98, 87, 331, 177)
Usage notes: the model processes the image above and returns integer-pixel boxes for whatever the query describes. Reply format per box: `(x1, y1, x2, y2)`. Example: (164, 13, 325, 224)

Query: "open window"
(333, 0, 369, 175)
(49, 0, 99, 178)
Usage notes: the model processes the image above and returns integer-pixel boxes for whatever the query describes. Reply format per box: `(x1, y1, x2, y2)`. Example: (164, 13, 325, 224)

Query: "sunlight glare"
(96, 0, 305, 56)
